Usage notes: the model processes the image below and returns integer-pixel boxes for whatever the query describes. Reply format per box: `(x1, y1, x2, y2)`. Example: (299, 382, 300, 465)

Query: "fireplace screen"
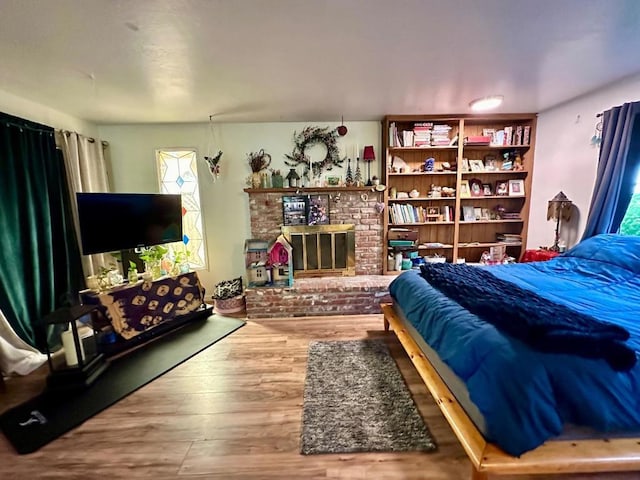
(281, 224, 355, 277)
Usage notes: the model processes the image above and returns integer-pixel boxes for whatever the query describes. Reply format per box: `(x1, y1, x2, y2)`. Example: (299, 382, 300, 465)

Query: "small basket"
(214, 295, 246, 314)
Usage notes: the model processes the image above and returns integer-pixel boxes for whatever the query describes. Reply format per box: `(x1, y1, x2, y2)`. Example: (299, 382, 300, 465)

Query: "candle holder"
(41, 305, 108, 391)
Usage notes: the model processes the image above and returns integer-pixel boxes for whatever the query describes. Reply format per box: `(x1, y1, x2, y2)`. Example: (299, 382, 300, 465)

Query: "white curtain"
(0, 308, 46, 376)
(55, 130, 112, 277)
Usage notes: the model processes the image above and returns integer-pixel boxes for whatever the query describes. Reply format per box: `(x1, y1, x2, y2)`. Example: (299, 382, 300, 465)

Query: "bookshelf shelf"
(382, 113, 537, 269)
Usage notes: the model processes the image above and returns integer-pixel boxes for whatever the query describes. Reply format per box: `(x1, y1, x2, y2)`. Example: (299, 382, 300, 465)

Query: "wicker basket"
(214, 295, 246, 314)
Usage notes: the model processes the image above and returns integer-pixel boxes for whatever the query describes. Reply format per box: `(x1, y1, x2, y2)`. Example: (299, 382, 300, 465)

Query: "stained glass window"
(156, 149, 206, 269)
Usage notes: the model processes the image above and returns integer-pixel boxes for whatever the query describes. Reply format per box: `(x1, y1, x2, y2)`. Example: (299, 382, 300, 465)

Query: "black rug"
(0, 314, 245, 454)
(300, 339, 437, 454)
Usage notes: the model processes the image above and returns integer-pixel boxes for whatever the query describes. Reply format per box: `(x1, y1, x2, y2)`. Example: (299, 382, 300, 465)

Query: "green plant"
(128, 260, 137, 272)
(138, 245, 168, 265)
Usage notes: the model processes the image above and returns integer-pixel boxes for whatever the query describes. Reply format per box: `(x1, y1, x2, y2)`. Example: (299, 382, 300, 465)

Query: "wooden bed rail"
(381, 303, 640, 479)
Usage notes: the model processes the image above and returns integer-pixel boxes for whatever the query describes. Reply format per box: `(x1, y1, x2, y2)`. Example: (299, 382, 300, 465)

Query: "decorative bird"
(204, 150, 223, 179)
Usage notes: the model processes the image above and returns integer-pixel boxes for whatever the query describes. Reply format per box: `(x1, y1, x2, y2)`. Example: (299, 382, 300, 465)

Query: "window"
(156, 149, 206, 268)
(620, 170, 640, 236)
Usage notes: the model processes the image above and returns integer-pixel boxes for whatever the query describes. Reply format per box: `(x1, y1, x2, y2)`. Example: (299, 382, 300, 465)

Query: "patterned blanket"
(419, 263, 636, 371)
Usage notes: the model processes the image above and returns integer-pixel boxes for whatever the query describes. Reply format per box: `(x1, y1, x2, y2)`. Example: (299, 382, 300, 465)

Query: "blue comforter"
(389, 234, 640, 456)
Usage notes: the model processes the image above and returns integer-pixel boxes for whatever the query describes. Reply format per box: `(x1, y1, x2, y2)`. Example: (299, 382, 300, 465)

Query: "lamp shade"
(547, 191, 573, 221)
(362, 145, 375, 162)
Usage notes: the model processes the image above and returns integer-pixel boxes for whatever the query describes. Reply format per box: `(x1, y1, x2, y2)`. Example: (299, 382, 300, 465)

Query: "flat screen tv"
(76, 192, 183, 255)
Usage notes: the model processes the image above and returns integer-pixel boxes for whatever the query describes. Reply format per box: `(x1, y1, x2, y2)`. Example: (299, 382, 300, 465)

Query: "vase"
(128, 269, 138, 284)
(251, 172, 262, 189)
(272, 174, 284, 188)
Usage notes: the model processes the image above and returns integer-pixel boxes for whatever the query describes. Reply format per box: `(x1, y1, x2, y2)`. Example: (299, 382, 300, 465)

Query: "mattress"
(389, 234, 640, 456)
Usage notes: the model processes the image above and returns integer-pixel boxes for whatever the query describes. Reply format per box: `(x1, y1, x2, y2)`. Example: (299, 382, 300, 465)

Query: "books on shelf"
(496, 233, 522, 244)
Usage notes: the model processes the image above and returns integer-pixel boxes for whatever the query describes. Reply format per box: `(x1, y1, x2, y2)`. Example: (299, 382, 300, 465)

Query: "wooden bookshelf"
(382, 114, 537, 271)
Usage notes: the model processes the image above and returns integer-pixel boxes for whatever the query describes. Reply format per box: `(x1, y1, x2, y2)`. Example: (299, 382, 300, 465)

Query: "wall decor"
(284, 126, 345, 179)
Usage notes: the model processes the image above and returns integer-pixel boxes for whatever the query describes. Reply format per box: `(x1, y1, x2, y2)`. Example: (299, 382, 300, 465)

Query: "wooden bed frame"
(381, 303, 640, 480)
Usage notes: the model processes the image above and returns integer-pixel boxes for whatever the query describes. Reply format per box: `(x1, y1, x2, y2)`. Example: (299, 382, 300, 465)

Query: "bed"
(383, 234, 640, 479)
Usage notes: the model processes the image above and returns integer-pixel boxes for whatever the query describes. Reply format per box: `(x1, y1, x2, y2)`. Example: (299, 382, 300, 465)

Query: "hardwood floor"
(0, 314, 637, 479)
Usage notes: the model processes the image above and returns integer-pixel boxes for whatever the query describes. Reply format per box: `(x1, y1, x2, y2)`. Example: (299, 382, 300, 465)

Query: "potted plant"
(172, 248, 191, 275)
(127, 261, 139, 283)
(138, 245, 168, 279)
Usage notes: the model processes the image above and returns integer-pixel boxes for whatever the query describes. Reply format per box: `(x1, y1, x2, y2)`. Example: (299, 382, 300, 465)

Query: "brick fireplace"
(244, 188, 391, 318)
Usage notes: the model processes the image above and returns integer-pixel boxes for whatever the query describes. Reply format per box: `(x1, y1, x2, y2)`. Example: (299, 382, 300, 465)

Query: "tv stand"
(80, 272, 209, 358)
(99, 304, 214, 358)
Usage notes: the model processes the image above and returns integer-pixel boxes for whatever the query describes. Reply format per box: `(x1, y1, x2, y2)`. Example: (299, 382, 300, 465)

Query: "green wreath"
(284, 126, 345, 179)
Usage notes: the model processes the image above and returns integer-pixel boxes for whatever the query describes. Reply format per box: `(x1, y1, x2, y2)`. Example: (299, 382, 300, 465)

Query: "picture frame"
(282, 195, 308, 226)
(480, 208, 491, 221)
(326, 176, 341, 187)
(459, 180, 471, 198)
(462, 205, 476, 222)
(469, 178, 483, 197)
(460, 158, 470, 172)
(495, 180, 509, 196)
(508, 179, 525, 197)
(474, 207, 482, 221)
(483, 155, 498, 171)
(469, 159, 484, 172)
(482, 183, 493, 196)
(426, 206, 440, 222)
(307, 194, 330, 225)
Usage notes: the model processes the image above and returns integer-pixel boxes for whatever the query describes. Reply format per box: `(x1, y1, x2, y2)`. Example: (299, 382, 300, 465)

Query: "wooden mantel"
(243, 186, 380, 194)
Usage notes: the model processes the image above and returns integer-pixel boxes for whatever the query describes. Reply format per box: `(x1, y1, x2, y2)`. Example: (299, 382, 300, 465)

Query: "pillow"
(563, 234, 640, 273)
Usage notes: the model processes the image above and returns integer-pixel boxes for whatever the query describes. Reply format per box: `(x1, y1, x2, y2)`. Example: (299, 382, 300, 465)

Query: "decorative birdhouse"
(268, 234, 293, 287)
(245, 239, 270, 287)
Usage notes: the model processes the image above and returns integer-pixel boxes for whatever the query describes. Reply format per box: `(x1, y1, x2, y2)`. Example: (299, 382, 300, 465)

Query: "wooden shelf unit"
(382, 114, 537, 271)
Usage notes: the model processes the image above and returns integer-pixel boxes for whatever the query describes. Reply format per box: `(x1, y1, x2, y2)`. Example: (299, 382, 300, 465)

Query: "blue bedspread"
(389, 234, 640, 456)
(419, 263, 635, 370)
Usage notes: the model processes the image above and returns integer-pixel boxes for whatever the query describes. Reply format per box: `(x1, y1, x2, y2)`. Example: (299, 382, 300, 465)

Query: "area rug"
(0, 314, 245, 454)
(300, 339, 437, 454)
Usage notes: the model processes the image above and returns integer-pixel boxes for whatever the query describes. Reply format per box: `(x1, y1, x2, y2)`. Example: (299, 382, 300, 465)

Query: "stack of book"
(431, 124, 452, 146)
(501, 212, 522, 220)
(496, 233, 522, 244)
(413, 123, 433, 147)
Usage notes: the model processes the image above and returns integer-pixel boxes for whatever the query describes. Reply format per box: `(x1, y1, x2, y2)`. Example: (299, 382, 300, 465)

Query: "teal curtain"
(0, 112, 84, 350)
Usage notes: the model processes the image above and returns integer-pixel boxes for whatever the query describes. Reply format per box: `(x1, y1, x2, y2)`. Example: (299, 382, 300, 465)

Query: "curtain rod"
(5, 120, 54, 135)
(58, 129, 109, 147)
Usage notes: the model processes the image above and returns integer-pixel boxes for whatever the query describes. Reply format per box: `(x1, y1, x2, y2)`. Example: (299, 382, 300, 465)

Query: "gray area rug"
(300, 339, 437, 454)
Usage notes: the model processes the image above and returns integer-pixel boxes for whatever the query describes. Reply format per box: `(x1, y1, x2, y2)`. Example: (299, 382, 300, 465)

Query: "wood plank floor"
(0, 314, 637, 479)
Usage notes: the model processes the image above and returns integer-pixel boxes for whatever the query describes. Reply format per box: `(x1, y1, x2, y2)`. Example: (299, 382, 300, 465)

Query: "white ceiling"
(1, 0, 639, 124)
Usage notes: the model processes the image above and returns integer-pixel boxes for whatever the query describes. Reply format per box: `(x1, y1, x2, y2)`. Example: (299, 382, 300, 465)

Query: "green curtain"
(0, 112, 84, 350)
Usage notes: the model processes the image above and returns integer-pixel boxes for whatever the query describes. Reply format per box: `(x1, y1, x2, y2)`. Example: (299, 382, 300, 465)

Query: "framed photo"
(482, 183, 493, 196)
(283, 195, 308, 225)
(480, 208, 491, 221)
(469, 159, 484, 172)
(462, 205, 475, 222)
(326, 176, 341, 187)
(459, 180, 471, 198)
(483, 155, 498, 171)
(474, 207, 482, 221)
(460, 158, 470, 172)
(426, 206, 440, 222)
(495, 180, 509, 196)
(308, 194, 330, 225)
(508, 179, 525, 197)
(469, 178, 483, 197)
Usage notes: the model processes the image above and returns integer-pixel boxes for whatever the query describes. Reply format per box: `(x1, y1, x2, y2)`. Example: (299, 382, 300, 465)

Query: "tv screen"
(76, 193, 183, 255)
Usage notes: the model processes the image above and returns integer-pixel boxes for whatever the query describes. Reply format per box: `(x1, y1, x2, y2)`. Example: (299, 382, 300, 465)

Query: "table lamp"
(547, 191, 573, 252)
(362, 145, 375, 186)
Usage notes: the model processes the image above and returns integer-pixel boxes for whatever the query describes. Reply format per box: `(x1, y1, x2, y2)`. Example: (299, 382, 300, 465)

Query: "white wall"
(0, 88, 97, 135)
(529, 73, 640, 249)
(97, 121, 380, 290)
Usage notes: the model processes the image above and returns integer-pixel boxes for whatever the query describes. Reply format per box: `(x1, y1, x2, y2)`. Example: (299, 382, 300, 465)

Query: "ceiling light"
(469, 95, 504, 112)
